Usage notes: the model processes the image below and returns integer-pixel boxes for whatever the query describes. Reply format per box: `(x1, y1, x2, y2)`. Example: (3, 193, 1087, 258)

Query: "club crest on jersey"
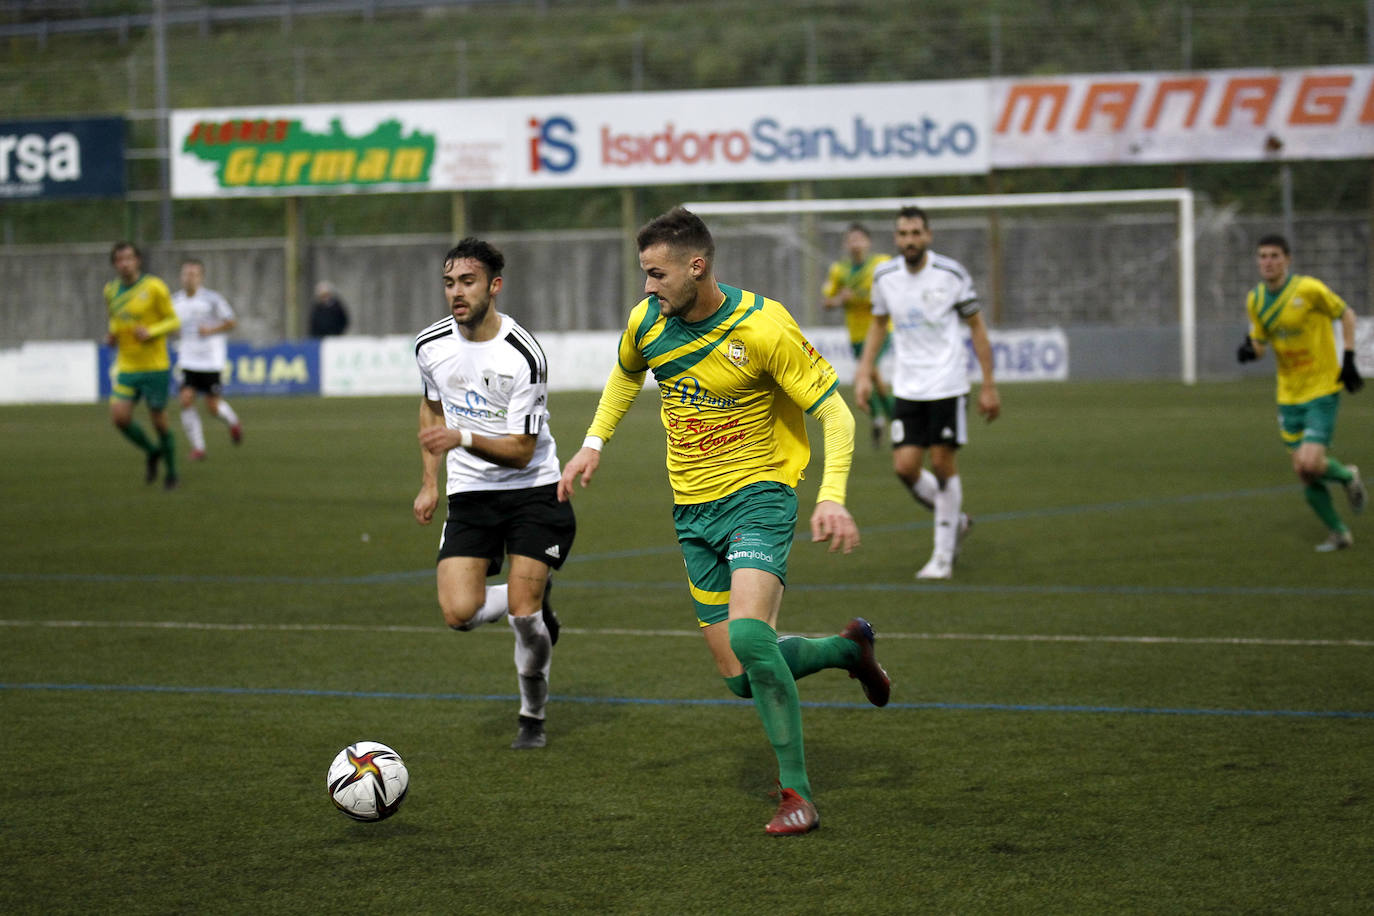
(726, 337, 749, 368)
(481, 369, 515, 395)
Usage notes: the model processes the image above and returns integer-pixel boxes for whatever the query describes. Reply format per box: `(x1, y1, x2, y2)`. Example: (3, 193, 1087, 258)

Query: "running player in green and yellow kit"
(821, 222, 894, 444)
(1238, 234, 1365, 551)
(558, 207, 890, 836)
(104, 241, 181, 489)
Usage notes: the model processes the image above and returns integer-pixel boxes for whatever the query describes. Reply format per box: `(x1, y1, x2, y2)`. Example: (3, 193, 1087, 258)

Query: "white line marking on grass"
(2, 618, 1371, 648)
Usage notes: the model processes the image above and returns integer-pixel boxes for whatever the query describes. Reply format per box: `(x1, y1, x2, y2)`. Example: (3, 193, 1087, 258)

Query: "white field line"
(1, 619, 1371, 648)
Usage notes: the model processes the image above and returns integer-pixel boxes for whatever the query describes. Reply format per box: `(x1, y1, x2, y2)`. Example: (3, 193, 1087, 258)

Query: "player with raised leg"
(1237, 233, 1365, 551)
(413, 238, 575, 750)
(103, 241, 181, 490)
(172, 259, 243, 460)
(558, 207, 890, 835)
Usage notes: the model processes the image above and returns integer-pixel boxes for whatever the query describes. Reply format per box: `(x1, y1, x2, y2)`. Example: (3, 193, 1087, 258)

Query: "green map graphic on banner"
(182, 117, 436, 190)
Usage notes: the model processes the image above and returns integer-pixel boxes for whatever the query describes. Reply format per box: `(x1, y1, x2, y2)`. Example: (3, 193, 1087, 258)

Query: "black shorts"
(891, 395, 966, 449)
(180, 369, 223, 396)
(437, 482, 576, 576)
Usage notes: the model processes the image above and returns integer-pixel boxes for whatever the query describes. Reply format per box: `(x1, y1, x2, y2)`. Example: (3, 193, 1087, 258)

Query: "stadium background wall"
(4, 210, 1366, 382)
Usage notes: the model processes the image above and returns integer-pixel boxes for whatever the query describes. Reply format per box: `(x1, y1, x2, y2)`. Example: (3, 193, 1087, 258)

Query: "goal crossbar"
(684, 189, 1198, 384)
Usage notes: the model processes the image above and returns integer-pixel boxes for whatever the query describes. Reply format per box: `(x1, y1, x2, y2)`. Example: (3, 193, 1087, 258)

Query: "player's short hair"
(110, 241, 142, 264)
(897, 205, 930, 229)
(636, 207, 715, 263)
(1257, 233, 1290, 255)
(845, 222, 871, 238)
(181, 258, 204, 269)
(444, 237, 505, 281)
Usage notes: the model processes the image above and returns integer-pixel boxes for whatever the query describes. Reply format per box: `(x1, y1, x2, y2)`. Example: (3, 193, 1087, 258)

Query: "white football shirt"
(414, 312, 561, 493)
(172, 286, 235, 372)
(871, 251, 980, 401)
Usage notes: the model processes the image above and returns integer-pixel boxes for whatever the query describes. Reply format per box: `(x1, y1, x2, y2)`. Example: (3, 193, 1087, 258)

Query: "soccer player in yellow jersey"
(558, 207, 890, 836)
(1238, 234, 1365, 551)
(821, 223, 894, 443)
(103, 242, 181, 489)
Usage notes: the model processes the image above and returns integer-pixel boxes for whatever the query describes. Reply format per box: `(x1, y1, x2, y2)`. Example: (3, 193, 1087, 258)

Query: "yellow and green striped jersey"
(596, 283, 840, 505)
(1245, 274, 1346, 405)
(103, 273, 179, 372)
(821, 254, 890, 344)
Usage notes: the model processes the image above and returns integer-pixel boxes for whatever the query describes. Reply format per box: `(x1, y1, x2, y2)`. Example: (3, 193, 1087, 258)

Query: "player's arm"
(964, 311, 1000, 421)
(821, 264, 847, 310)
(417, 414, 538, 469)
(766, 314, 860, 552)
(1338, 303, 1363, 393)
(557, 359, 645, 500)
(413, 397, 445, 525)
(204, 302, 237, 337)
(1238, 294, 1267, 362)
(853, 312, 890, 412)
(136, 283, 180, 342)
(807, 391, 861, 553)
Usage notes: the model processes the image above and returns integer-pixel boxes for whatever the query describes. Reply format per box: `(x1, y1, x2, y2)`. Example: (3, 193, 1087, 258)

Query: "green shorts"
(1277, 392, 1340, 449)
(112, 370, 173, 410)
(672, 481, 798, 627)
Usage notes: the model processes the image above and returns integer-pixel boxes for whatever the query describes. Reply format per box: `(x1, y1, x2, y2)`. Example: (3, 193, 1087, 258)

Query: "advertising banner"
(992, 65, 1374, 166)
(98, 341, 320, 399)
(170, 80, 988, 197)
(0, 117, 125, 200)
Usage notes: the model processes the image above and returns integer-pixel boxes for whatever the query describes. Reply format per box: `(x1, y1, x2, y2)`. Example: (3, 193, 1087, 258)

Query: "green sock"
(1304, 482, 1346, 533)
(1322, 458, 1353, 484)
(723, 635, 860, 699)
(118, 422, 156, 454)
(159, 429, 177, 479)
(724, 673, 752, 698)
(778, 634, 860, 679)
(728, 618, 811, 801)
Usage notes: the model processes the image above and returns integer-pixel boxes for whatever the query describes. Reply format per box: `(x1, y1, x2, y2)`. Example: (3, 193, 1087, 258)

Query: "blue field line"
(4, 681, 1371, 720)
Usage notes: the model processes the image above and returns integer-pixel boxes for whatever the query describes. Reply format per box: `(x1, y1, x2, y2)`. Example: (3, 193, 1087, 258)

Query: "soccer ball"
(326, 741, 409, 822)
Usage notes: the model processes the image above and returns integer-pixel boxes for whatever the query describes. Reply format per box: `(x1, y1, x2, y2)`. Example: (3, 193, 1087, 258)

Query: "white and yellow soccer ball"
(326, 741, 409, 821)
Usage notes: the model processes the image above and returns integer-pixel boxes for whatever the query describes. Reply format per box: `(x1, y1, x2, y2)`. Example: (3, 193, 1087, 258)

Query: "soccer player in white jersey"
(172, 259, 242, 461)
(413, 238, 575, 751)
(856, 206, 1000, 580)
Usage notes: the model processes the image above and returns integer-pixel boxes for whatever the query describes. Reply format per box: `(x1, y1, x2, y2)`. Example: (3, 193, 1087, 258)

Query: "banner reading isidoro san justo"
(169, 66, 1374, 199)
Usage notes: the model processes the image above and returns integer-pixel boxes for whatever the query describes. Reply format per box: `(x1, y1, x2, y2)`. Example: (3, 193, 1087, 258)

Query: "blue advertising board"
(98, 341, 321, 398)
(1, 117, 125, 200)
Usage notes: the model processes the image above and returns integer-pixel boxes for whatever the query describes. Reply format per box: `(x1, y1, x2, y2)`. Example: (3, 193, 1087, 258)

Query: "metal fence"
(4, 208, 1364, 380)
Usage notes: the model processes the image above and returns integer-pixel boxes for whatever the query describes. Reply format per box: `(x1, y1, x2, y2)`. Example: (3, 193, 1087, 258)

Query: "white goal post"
(684, 189, 1198, 384)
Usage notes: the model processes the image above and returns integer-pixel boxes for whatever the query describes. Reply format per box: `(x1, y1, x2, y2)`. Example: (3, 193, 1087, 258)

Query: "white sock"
(180, 410, 205, 451)
(216, 400, 239, 427)
(932, 474, 962, 560)
(454, 583, 509, 631)
(509, 613, 552, 721)
(911, 468, 938, 511)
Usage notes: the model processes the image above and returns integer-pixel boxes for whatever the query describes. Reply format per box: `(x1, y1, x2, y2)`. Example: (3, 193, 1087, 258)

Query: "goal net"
(683, 189, 1198, 384)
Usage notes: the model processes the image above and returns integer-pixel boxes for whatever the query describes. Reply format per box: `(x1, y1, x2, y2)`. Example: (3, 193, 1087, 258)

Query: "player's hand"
(557, 447, 601, 501)
(853, 373, 873, 413)
(1338, 351, 1364, 393)
(413, 485, 438, 525)
(133, 326, 150, 342)
(811, 500, 859, 554)
(1237, 336, 1258, 363)
(978, 384, 1001, 422)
